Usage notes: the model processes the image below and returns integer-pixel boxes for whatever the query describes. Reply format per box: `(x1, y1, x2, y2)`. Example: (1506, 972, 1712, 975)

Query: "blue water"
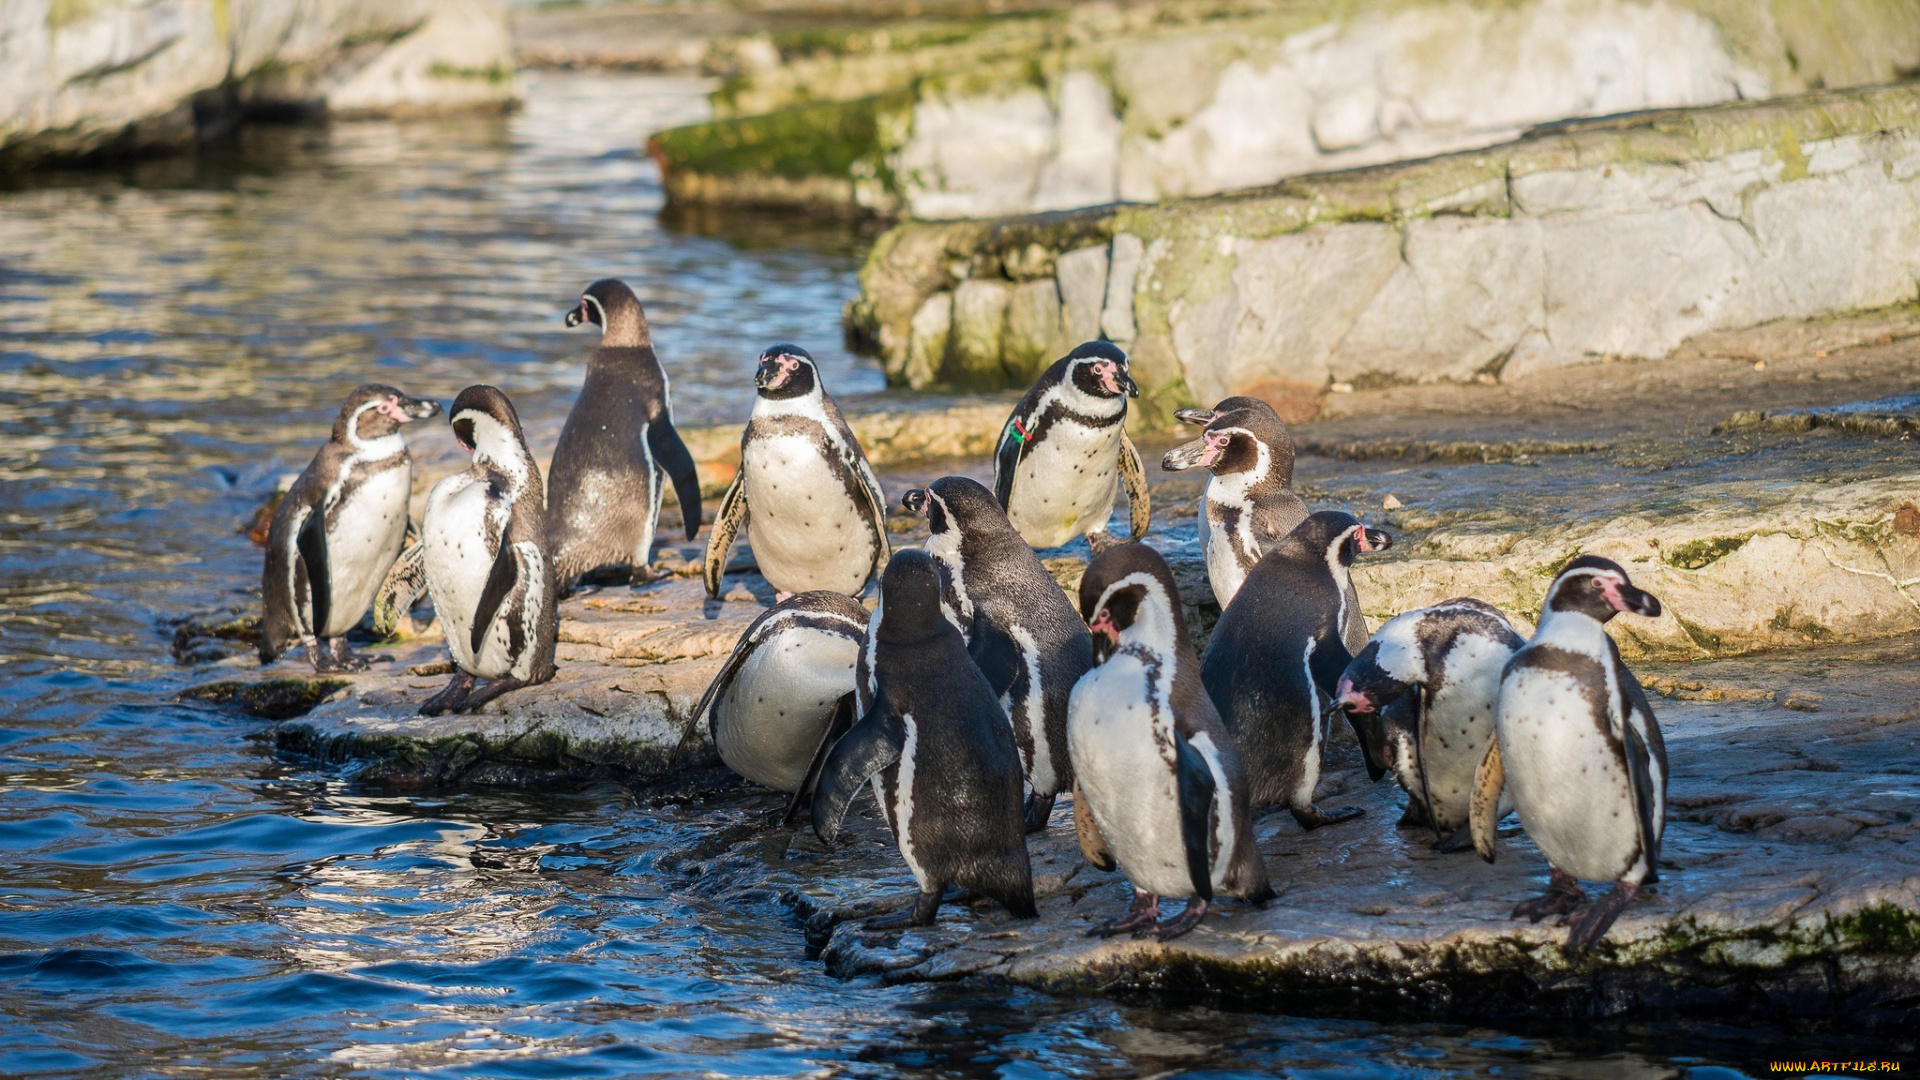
(0, 70, 1842, 1078)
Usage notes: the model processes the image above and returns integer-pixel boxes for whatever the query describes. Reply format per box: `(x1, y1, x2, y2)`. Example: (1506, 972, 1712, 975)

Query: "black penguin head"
(875, 549, 951, 644)
(448, 385, 527, 466)
(565, 279, 650, 347)
(1545, 555, 1662, 623)
(334, 384, 441, 443)
(1161, 396, 1296, 482)
(902, 476, 1014, 543)
(1063, 341, 1138, 400)
(1290, 510, 1392, 568)
(754, 344, 820, 400)
(1332, 640, 1414, 718)
(1078, 542, 1185, 663)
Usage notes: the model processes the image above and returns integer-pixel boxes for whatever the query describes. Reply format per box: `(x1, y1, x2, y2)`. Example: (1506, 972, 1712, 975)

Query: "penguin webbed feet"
(863, 888, 942, 930)
(307, 637, 386, 673)
(418, 670, 477, 716)
(1289, 803, 1366, 831)
(1021, 792, 1057, 834)
(1431, 824, 1477, 854)
(1511, 867, 1586, 923)
(1563, 881, 1638, 956)
(1147, 897, 1210, 941)
(1089, 890, 1160, 938)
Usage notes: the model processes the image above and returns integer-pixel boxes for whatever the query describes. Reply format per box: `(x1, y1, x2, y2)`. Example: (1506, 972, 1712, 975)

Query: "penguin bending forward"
(812, 548, 1037, 928)
(1069, 543, 1274, 940)
(418, 386, 558, 716)
(705, 345, 889, 601)
(1201, 511, 1391, 828)
(260, 384, 441, 672)
(905, 476, 1094, 833)
(993, 341, 1150, 551)
(1331, 599, 1525, 852)
(1473, 555, 1667, 954)
(680, 590, 869, 821)
(549, 278, 702, 590)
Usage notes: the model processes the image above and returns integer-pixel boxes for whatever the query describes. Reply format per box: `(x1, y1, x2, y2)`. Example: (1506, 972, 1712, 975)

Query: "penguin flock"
(258, 276, 1668, 954)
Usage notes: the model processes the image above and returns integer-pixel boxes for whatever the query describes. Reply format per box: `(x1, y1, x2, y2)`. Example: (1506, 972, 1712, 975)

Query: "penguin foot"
(1511, 868, 1586, 923)
(1432, 825, 1476, 854)
(1148, 897, 1211, 941)
(628, 565, 663, 588)
(1089, 890, 1160, 938)
(1563, 882, 1637, 955)
(453, 675, 537, 714)
(418, 670, 477, 716)
(1022, 793, 1057, 834)
(864, 889, 941, 930)
(1396, 801, 1433, 830)
(1290, 804, 1366, 831)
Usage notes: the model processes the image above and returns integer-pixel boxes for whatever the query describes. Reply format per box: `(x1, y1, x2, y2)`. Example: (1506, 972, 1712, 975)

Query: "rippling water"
(0, 71, 1817, 1077)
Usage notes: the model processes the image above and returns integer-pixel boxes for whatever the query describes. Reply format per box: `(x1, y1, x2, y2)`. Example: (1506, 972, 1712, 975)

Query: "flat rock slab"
(801, 639, 1920, 1028)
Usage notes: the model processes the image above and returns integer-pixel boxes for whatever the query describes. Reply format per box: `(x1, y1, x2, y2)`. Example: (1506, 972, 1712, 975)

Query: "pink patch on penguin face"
(1198, 430, 1231, 469)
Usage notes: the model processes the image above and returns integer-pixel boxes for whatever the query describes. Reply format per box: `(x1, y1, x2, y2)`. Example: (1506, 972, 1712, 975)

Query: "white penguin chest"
(1497, 660, 1640, 881)
(743, 432, 872, 594)
(1067, 659, 1192, 898)
(319, 459, 412, 636)
(423, 474, 506, 673)
(1006, 420, 1121, 548)
(1201, 474, 1262, 608)
(1416, 638, 1510, 827)
(715, 625, 860, 793)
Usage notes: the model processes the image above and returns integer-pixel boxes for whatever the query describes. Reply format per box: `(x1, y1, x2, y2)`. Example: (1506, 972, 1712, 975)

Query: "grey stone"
(1003, 278, 1064, 384)
(1100, 233, 1143, 344)
(904, 291, 954, 390)
(1054, 244, 1110, 348)
(946, 279, 1013, 387)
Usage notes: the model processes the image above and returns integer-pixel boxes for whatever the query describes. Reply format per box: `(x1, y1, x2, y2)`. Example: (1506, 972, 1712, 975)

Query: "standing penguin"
(549, 278, 702, 590)
(1202, 511, 1391, 828)
(260, 384, 441, 672)
(1330, 599, 1526, 851)
(1069, 543, 1274, 940)
(1472, 556, 1667, 954)
(417, 386, 558, 716)
(905, 476, 1093, 833)
(704, 345, 889, 601)
(993, 341, 1150, 550)
(679, 590, 869, 819)
(812, 548, 1037, 928)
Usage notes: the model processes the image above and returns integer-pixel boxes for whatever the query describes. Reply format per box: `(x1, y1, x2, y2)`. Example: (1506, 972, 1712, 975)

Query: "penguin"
(679, 590, 869, 820)
(904, 476, 1094, 833)
(1330, 599, 1526, 852)
(549, 278, 702, 590)
(417, 385, 559, 716)
(992, 341, 1150, 551)
(812, 548, 1037, 928)
(260, 384, 441, 672)
(1069, 542, 1274, 940)
(1201, 510, 1391, 828)
(705, 345, 889, 601)
(1472, 555, 1667, 954)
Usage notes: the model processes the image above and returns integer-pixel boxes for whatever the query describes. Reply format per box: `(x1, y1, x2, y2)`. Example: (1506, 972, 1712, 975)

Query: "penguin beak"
(1608, 579, 1663, 617)
(401, 396, 441, 421)
(1357, 527, 1392, 553)
(901, 489, 930, 516)
(1173, 407, 1215, 426)
(1087, 610, 1120, 663)
(564, 300, 588, 328)
(1333, 677, 1373, 714)
(1160, 436, 1211, 472)
(1111, 365, 1139, 398)
(754, 356, 789, 390)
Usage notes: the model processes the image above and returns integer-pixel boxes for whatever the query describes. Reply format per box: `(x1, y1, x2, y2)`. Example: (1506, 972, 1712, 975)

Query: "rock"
(848, 84, 1920, 405)
(1, 0, 520, 168)
(1053, 243, 1109, 346)
(944, 279, 1013, 388)
(1002, 278, 1064, 384)
(650, 0, 1920, 218)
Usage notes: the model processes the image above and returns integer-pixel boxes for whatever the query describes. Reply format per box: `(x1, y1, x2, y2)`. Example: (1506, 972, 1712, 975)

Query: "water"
(0, 70, 1832, 1077)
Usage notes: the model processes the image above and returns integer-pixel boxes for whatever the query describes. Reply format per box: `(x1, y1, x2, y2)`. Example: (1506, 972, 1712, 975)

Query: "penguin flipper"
(811, 697, 906, 846)
(1470, 738, 1505, 863)
(648, 420, 703, 542)
(992, 414, 1025, 510)
(703, 472, 748, 599)
(674, 609, 765, 764)
(1623, 715, 1661, 884)
(372, 541, 427, 638)
(295, 504, 330, 637)
(1072, 781, 1116, 872)
(1174, 732, 1218, 903)
(471, 515, 521, 658)
(1118, 427, 1151, 540)
(966, 607, 1023, 698)
(1409, 687, 1444, 844)
(1346, 693, 1392, 783)
(784, 692, 858, 825)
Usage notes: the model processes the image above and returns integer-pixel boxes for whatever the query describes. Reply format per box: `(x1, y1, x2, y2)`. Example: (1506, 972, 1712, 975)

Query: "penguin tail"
(973, 846, 1037, 919)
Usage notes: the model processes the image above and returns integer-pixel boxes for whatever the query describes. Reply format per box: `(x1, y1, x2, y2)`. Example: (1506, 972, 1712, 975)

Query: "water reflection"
(0, 70, 1860, 1077)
